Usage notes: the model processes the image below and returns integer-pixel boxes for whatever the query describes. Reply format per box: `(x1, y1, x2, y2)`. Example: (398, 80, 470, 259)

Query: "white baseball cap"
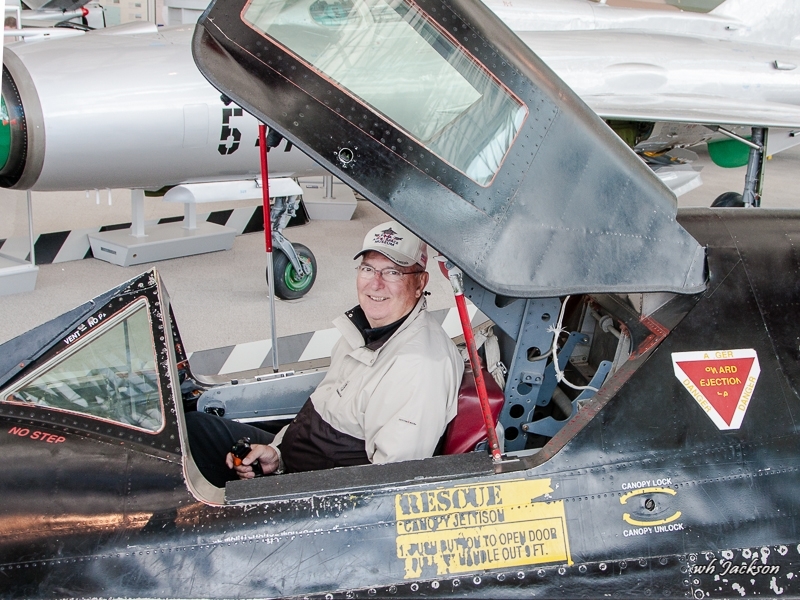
(354, 221, 428, 269)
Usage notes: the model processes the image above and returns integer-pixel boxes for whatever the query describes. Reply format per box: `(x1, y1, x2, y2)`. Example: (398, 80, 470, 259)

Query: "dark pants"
(185, 411, 275, 488)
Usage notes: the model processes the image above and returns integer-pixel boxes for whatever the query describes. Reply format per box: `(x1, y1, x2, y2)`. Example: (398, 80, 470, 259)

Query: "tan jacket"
(273, 298, 463, 464)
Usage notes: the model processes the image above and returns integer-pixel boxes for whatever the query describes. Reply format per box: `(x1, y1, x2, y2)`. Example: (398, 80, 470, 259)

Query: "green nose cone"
(0, 95, 10, 171)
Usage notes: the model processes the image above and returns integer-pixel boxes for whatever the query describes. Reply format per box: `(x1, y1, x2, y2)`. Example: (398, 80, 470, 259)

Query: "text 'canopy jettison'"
(194, 0, 706, 298)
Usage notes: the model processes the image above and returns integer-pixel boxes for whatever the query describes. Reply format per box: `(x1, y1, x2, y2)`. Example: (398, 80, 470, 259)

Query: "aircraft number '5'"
(218, 107, 243, 155)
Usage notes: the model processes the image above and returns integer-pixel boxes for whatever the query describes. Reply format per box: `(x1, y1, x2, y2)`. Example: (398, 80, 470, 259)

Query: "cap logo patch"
(373, 228, 403, 248)
(671, 349, 760, 430)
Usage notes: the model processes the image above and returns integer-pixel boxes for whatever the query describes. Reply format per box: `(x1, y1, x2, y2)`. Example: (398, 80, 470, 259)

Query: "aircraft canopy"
(194, 0, 707, 297)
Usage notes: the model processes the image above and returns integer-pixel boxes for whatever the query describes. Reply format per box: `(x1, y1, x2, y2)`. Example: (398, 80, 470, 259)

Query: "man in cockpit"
(186, 221, 464, 487)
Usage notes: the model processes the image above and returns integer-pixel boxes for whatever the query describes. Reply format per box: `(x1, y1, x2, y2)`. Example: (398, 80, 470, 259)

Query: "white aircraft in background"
(486, 0, 799, 48)
(487, 0, 800, 204)
(3, 0, 106, 39)
(0, 23, 328, 295)
(0, 0, 798, 203)
(0, 23, 323, 192)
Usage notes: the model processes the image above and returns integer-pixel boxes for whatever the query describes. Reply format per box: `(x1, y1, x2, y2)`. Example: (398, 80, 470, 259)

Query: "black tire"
(266, 243, 317, 300)
(711, 191, 745, 207)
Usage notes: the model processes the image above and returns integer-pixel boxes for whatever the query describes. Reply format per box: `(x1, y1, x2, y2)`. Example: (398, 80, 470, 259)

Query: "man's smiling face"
(356, 251, 428, 328)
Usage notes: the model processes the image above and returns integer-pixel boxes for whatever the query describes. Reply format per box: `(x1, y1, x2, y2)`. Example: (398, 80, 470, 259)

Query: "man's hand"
(226, 443, 280, 478)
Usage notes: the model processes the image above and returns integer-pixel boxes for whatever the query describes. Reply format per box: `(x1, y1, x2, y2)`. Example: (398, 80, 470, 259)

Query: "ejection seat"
(442, 365, 505, 455)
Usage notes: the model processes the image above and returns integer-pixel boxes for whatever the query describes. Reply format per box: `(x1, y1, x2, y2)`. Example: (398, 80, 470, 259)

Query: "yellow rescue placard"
(395, 478, 571, 578)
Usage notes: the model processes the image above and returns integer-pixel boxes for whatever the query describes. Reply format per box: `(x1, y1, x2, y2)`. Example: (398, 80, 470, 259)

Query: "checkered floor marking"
(188, 306, 486, 377)
(0, 204, 308, 265)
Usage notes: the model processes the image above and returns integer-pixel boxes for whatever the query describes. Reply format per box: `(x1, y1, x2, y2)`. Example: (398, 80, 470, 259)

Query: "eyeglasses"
(356, 264, 425, 283)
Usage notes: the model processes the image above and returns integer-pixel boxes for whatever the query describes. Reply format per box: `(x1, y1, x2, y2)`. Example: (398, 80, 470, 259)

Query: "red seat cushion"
(442, 366, 505, 455)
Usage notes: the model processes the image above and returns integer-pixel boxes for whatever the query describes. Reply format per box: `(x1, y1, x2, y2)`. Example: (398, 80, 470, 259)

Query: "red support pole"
(259, 123, 279, 371)
(258, 123, 273, 253)
(440, 258, 502, 463)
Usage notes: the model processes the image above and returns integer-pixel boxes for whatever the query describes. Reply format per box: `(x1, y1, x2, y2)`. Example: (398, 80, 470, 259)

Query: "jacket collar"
(343, 306, 406, 351)
(334, 297, 427, 363)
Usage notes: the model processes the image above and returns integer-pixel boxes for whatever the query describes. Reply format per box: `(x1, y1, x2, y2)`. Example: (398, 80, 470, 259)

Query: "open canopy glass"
(243, 0, 526, 186)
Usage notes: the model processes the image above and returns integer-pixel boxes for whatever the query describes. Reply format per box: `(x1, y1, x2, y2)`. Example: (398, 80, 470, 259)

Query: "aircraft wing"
(584, 94, 800, 130)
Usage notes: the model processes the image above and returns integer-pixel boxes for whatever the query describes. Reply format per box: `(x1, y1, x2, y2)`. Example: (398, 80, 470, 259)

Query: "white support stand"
(0, 190, 39, 296)
(297, 176, 357, 221)
(131, 188, 147, 238)
(184, 202, 197, 230)
(323, 175, 334, 199)
(88, 188, 237, 267)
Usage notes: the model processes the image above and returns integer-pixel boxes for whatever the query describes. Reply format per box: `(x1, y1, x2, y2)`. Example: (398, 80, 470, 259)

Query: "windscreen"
(2, 299, 164, 433)
(243, 0, 527, 185)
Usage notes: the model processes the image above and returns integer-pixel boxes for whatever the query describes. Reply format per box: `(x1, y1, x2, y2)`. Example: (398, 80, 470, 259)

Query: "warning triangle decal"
(671, 349, 760, 430)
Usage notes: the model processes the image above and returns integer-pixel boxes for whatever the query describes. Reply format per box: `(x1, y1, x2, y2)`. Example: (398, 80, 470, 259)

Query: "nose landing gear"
(268, 241, 317, 300)
(265, 193, 317, 300)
